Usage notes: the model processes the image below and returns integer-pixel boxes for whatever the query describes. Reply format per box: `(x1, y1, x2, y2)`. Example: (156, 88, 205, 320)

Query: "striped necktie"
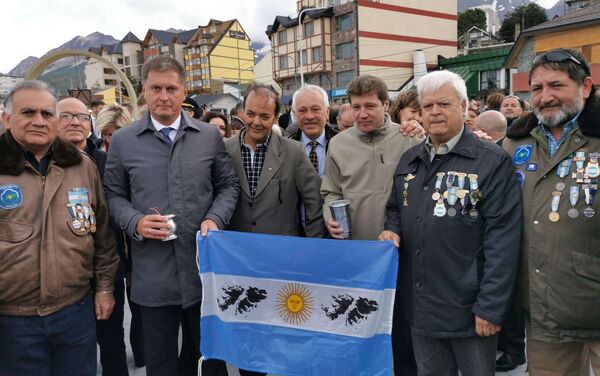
(159, 127, 173, 145)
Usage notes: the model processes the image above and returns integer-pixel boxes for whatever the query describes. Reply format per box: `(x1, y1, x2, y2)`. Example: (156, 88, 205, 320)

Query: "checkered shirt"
(240, 130, 271, 197)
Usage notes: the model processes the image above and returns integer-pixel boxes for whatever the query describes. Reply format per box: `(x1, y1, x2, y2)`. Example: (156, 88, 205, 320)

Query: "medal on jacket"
(433, 201, 447, 217)
(572, 151, 586, 183)
(403, 174, 415, 207)
(548, 191, 562, 222)
(568, 185, 580, 218)
(68, 188, 91, 233)
(555, 155, 573, 192)
(443, 172, 456, 200)
(456, 172, 469, 211)
(432, 172, 445, 201)
(446, 187, 459, 217)
(585, 152, 600, 179)
(583, 184, 597, 218)
(467, 174, 480, 219)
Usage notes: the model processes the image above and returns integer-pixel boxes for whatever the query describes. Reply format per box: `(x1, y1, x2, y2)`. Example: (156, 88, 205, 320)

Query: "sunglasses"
(532, 50, 591, 76)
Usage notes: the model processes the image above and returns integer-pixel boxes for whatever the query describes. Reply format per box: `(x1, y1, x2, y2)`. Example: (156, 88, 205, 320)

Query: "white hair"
(3, 80, 57, 115)
(292, 84, 329, 111)
(416, 70, 468, 116)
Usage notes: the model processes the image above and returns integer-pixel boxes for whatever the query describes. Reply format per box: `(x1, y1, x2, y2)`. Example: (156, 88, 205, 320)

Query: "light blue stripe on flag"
(197, 230, 398, 376)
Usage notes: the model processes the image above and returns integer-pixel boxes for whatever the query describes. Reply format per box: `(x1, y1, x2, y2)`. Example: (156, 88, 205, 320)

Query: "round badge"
(433, 204, 446, 217)
(549, 212, 560, 222)
(447, 207, 457, 217)
(457, 190, 467, 199)
(90, 224, 97, 233)
(513, 145, 533, 166)
(515, 170, 526, 188)
(469, 209, 479, 219)
(432, 192, 441, 201)
(555, 182, 566, 192)
(583, 207, 595, 218)
(568, 208, 579, 218)
(586, 165, 600, 178)
(72, 219, 82, 229)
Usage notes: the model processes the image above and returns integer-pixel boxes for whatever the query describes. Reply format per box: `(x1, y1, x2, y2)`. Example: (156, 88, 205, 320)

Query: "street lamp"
(297, 6, 328, 86)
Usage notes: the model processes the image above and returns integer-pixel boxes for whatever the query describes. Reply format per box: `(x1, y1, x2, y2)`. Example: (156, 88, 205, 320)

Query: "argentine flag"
(197, 230, 398, 376)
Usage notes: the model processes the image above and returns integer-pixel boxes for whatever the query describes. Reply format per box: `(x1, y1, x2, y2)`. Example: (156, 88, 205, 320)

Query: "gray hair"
(4, 80, 57, 115)
(416, 70, 468, 116)
(292, 84, 330, 111)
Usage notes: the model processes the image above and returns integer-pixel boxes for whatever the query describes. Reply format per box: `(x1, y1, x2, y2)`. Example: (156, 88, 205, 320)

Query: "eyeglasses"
(59, 112, 91, 122)
(532, 50, 590, 76)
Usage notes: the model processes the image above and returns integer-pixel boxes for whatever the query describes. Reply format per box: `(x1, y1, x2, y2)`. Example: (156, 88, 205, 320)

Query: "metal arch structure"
(25, 49, 138, 115)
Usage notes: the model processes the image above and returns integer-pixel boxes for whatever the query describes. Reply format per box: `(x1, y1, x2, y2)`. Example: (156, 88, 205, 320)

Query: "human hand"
(135, 214, 171, 240)
(473, 130, 493, 141)
(327, 219, 345, 240)
(200, 219, 219, 237)
(378, 230, 400, 248)
(95, 292, 115, 320)
(400, 120, 425, 138)
(475, 315, 501, 337)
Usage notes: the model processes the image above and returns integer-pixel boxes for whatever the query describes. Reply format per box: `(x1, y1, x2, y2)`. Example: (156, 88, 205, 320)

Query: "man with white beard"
(502, 48, 600, 375)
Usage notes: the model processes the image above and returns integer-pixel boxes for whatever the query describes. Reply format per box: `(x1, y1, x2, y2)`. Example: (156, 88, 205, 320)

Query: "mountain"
(458, 0, 564, 21)
(7, 32, 118, 77)
(8, 56, 39, 76)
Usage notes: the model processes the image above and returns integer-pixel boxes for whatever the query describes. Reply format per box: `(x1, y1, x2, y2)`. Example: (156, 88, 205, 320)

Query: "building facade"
(268, 0, 457, 103)
(142, 29, 196, 67)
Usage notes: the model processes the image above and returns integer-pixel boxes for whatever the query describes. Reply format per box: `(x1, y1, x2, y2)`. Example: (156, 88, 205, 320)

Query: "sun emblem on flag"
(277, 283, 314, 325)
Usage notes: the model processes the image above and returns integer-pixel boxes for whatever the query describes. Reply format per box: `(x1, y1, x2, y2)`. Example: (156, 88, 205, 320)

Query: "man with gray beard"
(502, 48, 600, 375)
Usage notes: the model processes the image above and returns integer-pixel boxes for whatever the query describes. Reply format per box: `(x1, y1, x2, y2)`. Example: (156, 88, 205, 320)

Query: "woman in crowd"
(97, 103, 132, 152)
(202, 110, 230, 138)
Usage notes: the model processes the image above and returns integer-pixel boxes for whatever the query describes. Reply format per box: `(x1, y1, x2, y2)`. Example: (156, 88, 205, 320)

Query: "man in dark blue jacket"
(380, 70, 522, 376)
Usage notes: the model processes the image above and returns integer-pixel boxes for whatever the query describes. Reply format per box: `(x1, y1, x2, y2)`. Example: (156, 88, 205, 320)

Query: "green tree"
(457, 8, 488, 39)
(500, 3, 548, 42)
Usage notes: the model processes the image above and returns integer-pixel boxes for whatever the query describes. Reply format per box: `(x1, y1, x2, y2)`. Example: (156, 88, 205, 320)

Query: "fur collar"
(507, 93, 600, 139)
(0, 131, 82, 175)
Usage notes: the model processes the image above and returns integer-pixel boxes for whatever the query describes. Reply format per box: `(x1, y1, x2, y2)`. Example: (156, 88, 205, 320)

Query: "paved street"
(98, 302, 529, 376)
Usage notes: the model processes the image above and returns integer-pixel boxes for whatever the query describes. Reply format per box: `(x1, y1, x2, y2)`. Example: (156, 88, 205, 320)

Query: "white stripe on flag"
(201, 272, 395, 339)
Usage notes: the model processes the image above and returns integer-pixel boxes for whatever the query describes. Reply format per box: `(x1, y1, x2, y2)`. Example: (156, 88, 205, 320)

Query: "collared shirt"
(240, 130, 271, 197)
(151, 114, 182, 142)
(425, 126, 464, 161)
(538, 112, 581, 157)
(301, 130, 327, 177)
(20, 145, 52, 176)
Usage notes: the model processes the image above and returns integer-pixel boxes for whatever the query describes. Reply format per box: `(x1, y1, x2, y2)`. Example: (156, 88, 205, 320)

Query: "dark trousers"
(126, 285, 145, 367)
(411, 331, 498, 376)
(0, 294, 97, 376)
(497, 293, 525, 356)
(392, 308, 417, 375)
(96, 278, 128, 376)
(139, 302, 228, 376)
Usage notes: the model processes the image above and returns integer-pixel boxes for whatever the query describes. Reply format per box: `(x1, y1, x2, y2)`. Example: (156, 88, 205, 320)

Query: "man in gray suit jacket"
(225, 84, 325, 239)
(104, 56, 239, 376)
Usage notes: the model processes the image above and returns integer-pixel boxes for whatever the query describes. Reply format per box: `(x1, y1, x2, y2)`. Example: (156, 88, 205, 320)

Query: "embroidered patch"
(525, 163, 538, 172)
(515, 170, 526, 188)
(0, 184, 23, 209)
(513, 144, 533, 166)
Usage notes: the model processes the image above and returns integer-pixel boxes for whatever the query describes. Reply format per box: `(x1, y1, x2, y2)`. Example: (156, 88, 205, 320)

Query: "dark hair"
(231, 102, 244, 117)
(389, 90, 420, 123)
(202, 111, 230, 138)
(347, 75, 389, 104)
(485, 92, 505, 111)
(242, 83, 281, 116)
(501, 95, 524, 110)
(142, 55, 185, 85)
(90, 99, 105, 108)
(529, 48, 593, 93)
(329, 104, 339, 125)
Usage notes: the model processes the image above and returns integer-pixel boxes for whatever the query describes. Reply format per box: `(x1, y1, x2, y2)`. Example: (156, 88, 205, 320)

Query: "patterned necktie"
(159, 127, 173, 145)
(309, 140, 319, 172)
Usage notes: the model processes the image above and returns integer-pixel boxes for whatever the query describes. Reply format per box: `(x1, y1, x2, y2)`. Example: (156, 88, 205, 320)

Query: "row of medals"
(549, 151, 598, 222)
(67, 203, 97, 233)
(403, 171, 482, 219)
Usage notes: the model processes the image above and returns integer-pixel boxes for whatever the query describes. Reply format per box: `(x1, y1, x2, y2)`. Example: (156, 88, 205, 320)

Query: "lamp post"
(297, 6, 328, 86)
(271, 50, 298, 90)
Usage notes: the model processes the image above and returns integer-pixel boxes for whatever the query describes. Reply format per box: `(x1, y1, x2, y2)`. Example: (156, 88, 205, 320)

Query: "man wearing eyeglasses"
(502, 48, 600, 374)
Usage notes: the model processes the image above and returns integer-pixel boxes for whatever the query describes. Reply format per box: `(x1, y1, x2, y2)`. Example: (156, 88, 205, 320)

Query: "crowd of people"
(0, 48, 599, 376)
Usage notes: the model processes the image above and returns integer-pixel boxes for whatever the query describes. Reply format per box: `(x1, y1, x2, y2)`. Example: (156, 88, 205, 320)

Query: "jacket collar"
(507, 93, 600, 139)
(413, 126, 478, 164)
(0, 130, 82, 176)
(290, 124, 338, 142)
(135, 110, 202, 136)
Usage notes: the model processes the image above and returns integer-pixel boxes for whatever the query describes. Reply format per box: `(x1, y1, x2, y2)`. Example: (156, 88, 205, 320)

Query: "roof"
(439, 46, 512, 71)
(102, 43, 122, 55)
(266, 7, 334, 37)
(144, 28, 197, 47)
(177, 29, 197, 44)
(121, 31, 142, 44)
(191, 93, 238, 106)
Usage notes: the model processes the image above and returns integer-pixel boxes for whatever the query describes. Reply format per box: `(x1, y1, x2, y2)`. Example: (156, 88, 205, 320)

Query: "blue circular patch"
(515, 170, 526, 188)
(0, 184, 23, 210)
(513, 144, 533, 166)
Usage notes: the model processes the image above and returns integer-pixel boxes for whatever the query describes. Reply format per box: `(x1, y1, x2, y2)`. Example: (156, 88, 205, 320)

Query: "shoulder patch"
(513, 144, 533, 166)
(0, 184, 23, 209)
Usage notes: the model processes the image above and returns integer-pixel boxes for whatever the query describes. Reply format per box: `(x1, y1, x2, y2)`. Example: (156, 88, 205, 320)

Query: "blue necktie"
(159, 127, 173, 145)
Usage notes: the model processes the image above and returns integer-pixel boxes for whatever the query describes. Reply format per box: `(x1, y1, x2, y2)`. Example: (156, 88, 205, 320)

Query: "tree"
(500, 3, 548, 42)
(457, 8, 488, 39)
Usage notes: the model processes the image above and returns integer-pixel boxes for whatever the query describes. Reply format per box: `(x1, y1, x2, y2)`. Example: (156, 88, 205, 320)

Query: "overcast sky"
(2, 0, 558, 74)
(1, 0, 297, 73)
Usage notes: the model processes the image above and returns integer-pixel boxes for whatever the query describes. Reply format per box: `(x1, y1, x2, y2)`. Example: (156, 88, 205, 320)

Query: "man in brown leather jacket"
(0, 80, 119, 376)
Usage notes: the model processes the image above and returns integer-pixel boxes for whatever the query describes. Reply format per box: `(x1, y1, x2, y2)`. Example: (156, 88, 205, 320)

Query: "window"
(337, 70, 354, 88)
(279, 55, 289, 70)
(124, 56, 131, 66)
(312, 47, 322, 63)
(297, 50, 308, 65)
(278, 30, 287, 44)
(336, 13, 353, 31)
(103, 68, 116, 75)
(117, 58, 124, 64)
(304, 22, 314, 37)
(335, 42, 353, 60)
(480, 70, 498, 90)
